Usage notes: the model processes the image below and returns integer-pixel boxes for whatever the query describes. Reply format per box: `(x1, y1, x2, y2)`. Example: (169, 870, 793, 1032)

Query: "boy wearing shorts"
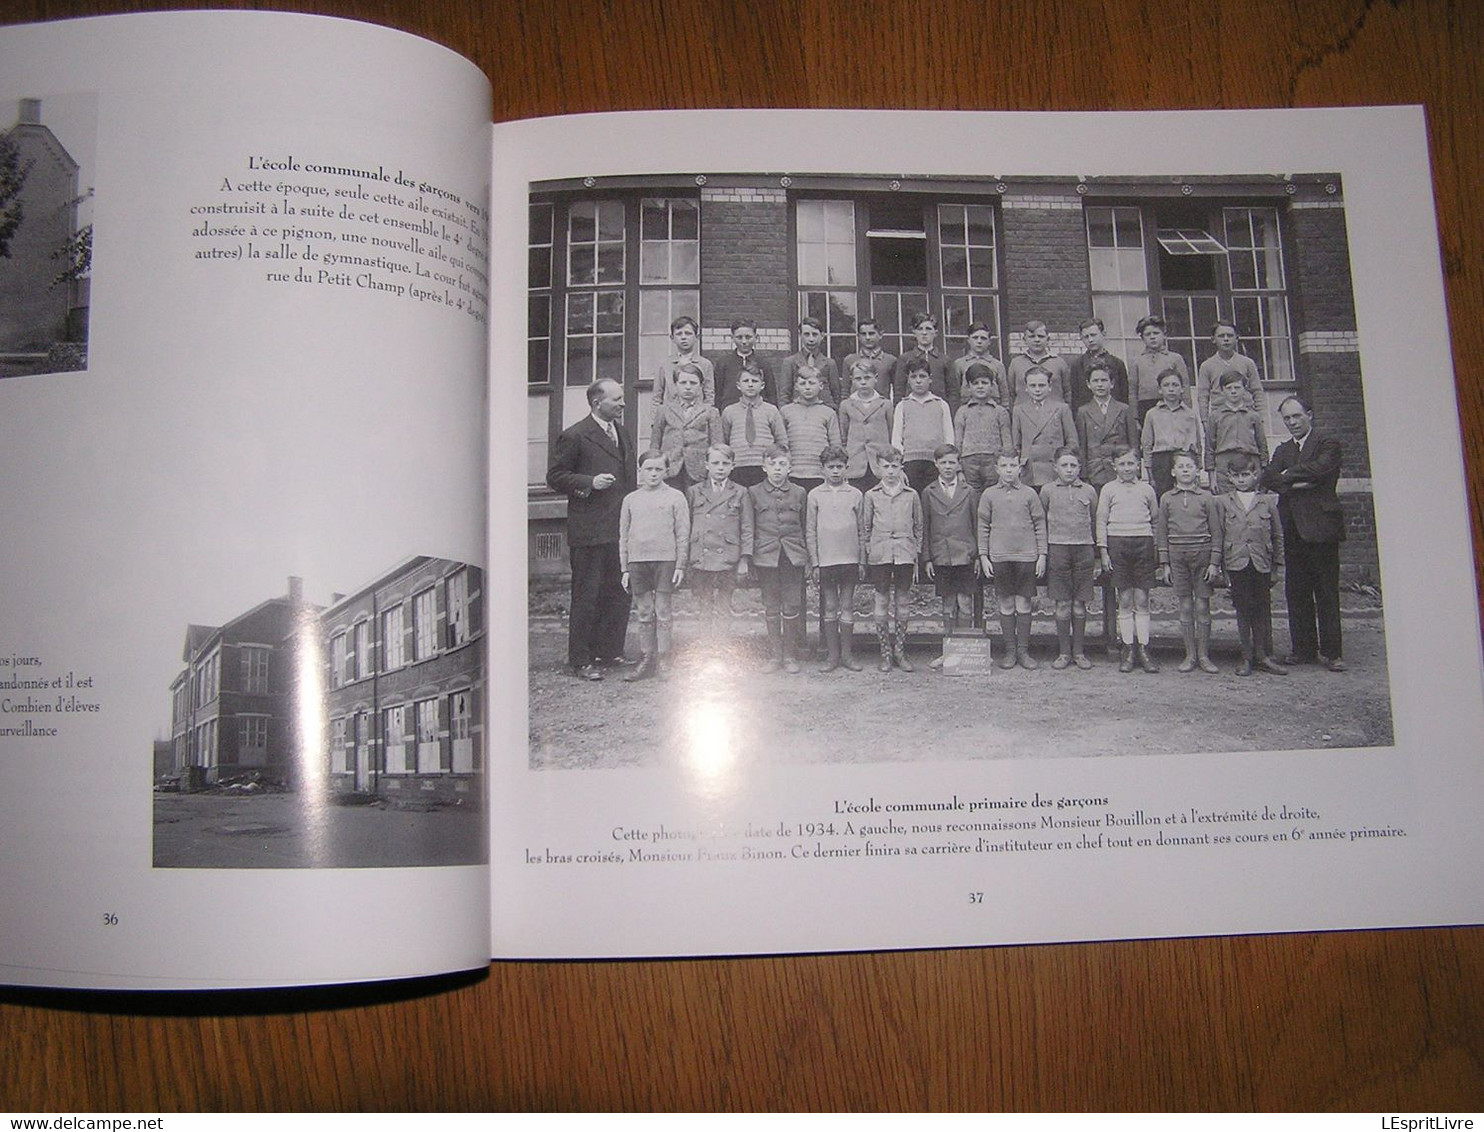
(806, 446, 865, 672)
(862, 448, 923, 672)
(921, 444, 981, 671)
(619, 450, 690, 681)
(1157, 451, 1224, 673)
(1040, 447, 1099, 670)
(1097, 446, 1161, 673)
(977, 451, 1047, 670)
(687, 444, 752, 647)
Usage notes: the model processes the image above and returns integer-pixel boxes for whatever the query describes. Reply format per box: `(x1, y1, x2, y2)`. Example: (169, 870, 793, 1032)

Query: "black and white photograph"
(0, 92, 92, 378)
(525, 170, 1391, 769)
(153, 556, 486, 869)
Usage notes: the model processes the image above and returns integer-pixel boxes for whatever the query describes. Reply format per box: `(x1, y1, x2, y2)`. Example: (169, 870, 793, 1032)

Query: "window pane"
(529, 202, 553, 246)
(1086, 207, 1115, 248)
(640, 240, 668, 283)
(595, 334, 623, 382)
(641, 199, 668, 240)
(938, 207, 965, 247)
(967, 245, 994, 288)
(569, 202, 596, 243)
(941, 245, 968, 288)
(639, 291, 671, 334)
(597, 244, 624, 284)
(671, 241, 699, 284)
(1165, 302, 1193, 338)
(1114, 208, 1143, 249)
(569, 245, 595, 287)
(1229, 249, 1257, 290)
(825, 248, 855, 286)
(529, 246, 551, 290)
(528, 294, 550, 338)
(797, 200, 823, 244)
(597, 200, 625, 241)
(567, 292, 594, 334)
(1088, 248, 1118, 291)
(870, 236, 927, 286)
(671, 200, 699, 241)
(596, 292, 624, 333)
(528, 339, 549, 386)
(824, 201, 854, 244)
(566, 339, 593, 387)
(966, 205, 995, 248)
(1117, 249, 1147, 289)
(798, 244, 825, 286)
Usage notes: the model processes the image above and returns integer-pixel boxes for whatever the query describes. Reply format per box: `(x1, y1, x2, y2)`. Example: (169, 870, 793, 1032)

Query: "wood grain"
(3, 0, 1482, 1112)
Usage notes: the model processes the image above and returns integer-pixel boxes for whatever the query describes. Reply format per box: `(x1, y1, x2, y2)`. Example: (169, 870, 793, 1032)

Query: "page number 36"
(102, 912, 118, 926)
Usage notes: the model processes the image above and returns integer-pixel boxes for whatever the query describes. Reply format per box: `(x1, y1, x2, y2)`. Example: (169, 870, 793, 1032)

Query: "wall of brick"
(698, 194, 793, 336)
(0, 121, 77, 351)
(999, 198, 1093, 338)
(1287, 202, 1357, 333)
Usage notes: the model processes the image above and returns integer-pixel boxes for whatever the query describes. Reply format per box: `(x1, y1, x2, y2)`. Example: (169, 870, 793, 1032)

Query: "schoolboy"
(1141, 369, 1203, 499)
(1097, 445, 1160, 673)
(1156, 451, 1224, 674)
(806, 446, 865, 672)
(921, 444, 981, 671)
(861, 447, 923, 672)
(1195, 320, 1266, 424)
(720, 365, 786, 487)
(1007, 319, 1073, 406)
(779, 315, 842, 407)
(1040, 447, 1100, 670)
(1068, 317, 1131, 410)
(839, 358, 894, 492)
(1012, 368, 1078, 489)
(1217, 453, 1289, 677)
(841, 317, 896, 400)
(743, 446, 808, 674)
(1128, 315, 1191, 423)
(1204, 370, 1269, 494)
(891, 357, 954, 495)
(715, 317, 779, 408)
(619, 449, 690, 681)
(1075, 363, 1138, 489)
(781, 370, 842, 492)
(954, 362, 1014, 492)
(652, 315, 716, 409)
(976, 451, 1048, 670)
(687, 444, 753, 645)
(892, 312, 955, 413)
(651, 364, 722, 491)
(952, 321, 1011, 408)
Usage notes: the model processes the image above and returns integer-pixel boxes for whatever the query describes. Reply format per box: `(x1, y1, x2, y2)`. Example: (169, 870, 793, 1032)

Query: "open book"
(1, 11, 1480, 990)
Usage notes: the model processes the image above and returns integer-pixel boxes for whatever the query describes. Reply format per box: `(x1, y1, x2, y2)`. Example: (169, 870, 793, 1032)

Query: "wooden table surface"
(3, 0, 1482, 1112)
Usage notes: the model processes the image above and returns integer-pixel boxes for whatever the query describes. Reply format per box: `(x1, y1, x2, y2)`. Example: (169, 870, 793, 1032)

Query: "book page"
(0, 12, 492, 989)
(490, 107, 1484, 957)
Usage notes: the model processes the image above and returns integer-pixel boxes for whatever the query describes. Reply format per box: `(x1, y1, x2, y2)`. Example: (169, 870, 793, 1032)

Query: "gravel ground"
(528, 602, 1392, 769)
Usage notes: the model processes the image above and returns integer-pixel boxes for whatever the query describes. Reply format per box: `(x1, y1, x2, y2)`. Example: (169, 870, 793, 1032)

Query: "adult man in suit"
(1262, 394, 1347, 671)
(547, 378, 637, 680)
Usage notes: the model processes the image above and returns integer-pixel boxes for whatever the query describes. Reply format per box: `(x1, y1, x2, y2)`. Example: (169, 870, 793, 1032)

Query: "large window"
(795, 196, 1001, 364)
(382, 606, 405, 672)
(413, 587, 438, 662)
(415, 698, 440, 774)
(447, 568, 471, 647)
(196, 649, 220, 704)
(353, 620, 371, 680)
(1084, 200, 1294, 386)
(450, 689, 475, 774)
(238, 715, 268, 764)
(240, 646, 269, 695)
(383, 704, 408, 775)
(330, 717, 349, 775)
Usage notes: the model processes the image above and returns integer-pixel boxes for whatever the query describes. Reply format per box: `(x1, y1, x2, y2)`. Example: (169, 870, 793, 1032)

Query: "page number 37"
(968, 893, 983, 905)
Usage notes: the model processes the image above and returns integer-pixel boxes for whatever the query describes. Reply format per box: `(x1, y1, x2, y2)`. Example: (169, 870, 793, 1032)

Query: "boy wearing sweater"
(619, 449, 690, 681)
(891, 358, 954, 496)
(977, 451, 1048, 670)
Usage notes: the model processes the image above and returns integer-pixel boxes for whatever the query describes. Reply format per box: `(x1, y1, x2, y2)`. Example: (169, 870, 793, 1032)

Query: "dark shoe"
(1281, 653, 1316, 666)
(594, 655, 631, 669)
(623, 654, 657, 682)
(877, 625, 892, 673)
(1255, 655, 1290, 676)
(1235, 654, 1254, 677)
(1136, 644, 1160, 674)
(892, 627, 915, 673)
(1178, 654, 1197, 673)
(840, 626, 863, 672)
(1322, 656, 1348, 672)
(574, 664, 603, 681)
(1118, 646, 1135, 674)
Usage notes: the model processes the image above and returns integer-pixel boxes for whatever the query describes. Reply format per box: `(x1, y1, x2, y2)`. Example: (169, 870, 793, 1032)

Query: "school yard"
(528, 584, 1392, 770)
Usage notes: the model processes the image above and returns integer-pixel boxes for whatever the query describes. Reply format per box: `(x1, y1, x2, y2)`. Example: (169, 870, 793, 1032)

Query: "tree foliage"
(0, 129, 29, 259)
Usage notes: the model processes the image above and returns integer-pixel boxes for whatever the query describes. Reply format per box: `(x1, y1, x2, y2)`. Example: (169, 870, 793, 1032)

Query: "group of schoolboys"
(616, 311, 1290, 679)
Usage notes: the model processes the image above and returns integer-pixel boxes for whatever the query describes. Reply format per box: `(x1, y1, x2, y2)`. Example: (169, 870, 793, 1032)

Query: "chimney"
(288, 575, 303, 604)
(18, 99, 39, 125)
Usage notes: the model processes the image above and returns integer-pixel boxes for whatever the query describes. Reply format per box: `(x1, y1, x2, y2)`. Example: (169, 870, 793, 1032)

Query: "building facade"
(322, 557, 485, 806)
(170, 577, 311, 784)
(527, 172, 1375, 580)
(0, 98, 89, 375)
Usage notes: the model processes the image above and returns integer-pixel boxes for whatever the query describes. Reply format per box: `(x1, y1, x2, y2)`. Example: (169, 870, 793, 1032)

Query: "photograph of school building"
(525, 170, 1376, 582)
(158, 558, 485, 868)
(0, 96, 91, 378)
(523, 170, 1393, 770)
